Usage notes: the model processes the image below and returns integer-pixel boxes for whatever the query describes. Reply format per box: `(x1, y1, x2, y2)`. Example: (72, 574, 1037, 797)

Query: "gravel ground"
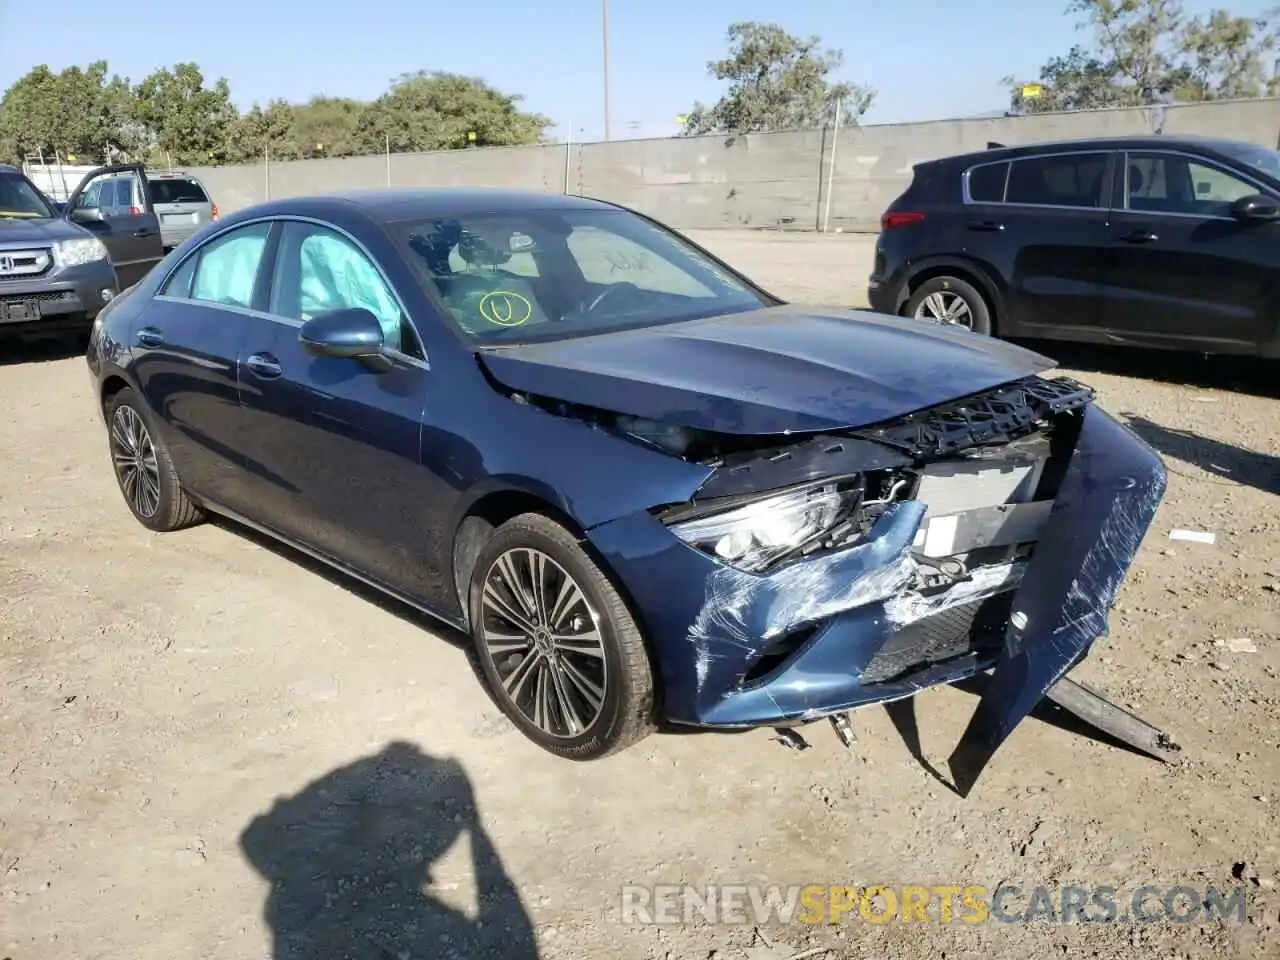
(1, 230, 1278, 960)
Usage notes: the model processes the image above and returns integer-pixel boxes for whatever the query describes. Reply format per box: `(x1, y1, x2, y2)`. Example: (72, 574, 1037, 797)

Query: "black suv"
(868, 135, 1280, 359)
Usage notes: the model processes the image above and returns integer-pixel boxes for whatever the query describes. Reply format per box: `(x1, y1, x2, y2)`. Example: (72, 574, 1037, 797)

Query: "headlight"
(53, 237, 109, 269)
(667, 482, 857, 573)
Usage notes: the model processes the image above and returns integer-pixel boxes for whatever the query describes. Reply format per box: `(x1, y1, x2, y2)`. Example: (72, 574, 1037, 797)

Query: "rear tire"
(468, 512, 656, 760)
(905, 275, 993, 335)
(104, 387, 204, 532)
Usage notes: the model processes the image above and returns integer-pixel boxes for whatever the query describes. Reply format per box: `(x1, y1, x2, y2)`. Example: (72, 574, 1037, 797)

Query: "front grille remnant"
(852, 375, 1094, 461)
(859, 592, 1014, 684)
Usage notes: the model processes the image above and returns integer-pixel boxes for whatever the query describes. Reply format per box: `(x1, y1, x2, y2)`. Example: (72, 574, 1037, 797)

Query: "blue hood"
(477, 306, 1056, 435)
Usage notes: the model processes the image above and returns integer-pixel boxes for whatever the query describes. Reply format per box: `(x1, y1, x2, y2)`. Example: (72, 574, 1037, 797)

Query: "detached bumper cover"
(588, 403, 1165, 782)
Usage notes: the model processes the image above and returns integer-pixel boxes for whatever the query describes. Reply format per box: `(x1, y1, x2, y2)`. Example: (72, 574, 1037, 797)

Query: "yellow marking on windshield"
(478, 290, 534, 326)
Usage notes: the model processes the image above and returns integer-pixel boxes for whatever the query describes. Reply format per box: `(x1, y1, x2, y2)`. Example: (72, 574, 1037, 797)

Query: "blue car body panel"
(85, 189, 1169, 790)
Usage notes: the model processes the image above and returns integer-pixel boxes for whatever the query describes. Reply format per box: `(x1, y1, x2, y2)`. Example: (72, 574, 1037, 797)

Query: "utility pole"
(602, 0, 611, 141)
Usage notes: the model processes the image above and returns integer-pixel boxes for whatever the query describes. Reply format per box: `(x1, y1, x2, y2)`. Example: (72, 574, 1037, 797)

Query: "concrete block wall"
(187, 98, 1280, 232)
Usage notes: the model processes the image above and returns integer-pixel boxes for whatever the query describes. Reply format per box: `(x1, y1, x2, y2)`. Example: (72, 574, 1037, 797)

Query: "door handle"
(136, 327, 163, 347)
(133, 228, 157, 238)
(1117, 229, 1158, 243)
(966, 219, 1004, 232)
(246, 352, 282, 379)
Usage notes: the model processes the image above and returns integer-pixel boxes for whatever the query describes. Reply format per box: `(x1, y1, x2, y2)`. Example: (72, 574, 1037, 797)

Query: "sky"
(1, 0, 1276, 143)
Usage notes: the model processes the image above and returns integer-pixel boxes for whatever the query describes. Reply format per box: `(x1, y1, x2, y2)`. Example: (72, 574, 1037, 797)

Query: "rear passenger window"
(166, 222, 271, 308)
(966, 162, 1008, 203)
(1006, 153, 1109, 208)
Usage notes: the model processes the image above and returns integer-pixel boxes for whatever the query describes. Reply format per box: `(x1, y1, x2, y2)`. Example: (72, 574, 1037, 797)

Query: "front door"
(235, 219, 452, 605)
(64, 164, 164, 288)
(1096, 150, 1279, 351)
(130, 220, 275, 514)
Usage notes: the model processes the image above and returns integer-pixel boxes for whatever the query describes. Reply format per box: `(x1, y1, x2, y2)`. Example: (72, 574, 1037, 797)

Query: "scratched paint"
(686, 500, 927, 690)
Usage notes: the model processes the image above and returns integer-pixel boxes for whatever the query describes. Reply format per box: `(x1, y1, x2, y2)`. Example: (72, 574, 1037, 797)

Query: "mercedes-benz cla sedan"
(86, 188, 1167, 790)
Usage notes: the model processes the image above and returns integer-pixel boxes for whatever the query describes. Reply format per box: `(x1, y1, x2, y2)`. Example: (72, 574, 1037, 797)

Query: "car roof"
(0, 163, 21, 174)
(933, 134, 1264, 168)
(230, 187, 622, 224)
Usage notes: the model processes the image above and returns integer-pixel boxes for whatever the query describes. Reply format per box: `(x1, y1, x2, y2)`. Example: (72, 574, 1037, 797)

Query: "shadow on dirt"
(1015, 339, 1280, 399)
(0, 333, 88, 367)
(1119, 412, 1280, 496)
(241, 740, 539, 960)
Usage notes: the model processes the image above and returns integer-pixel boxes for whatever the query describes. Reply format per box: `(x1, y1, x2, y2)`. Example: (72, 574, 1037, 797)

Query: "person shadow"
(240, 741, 539, 960)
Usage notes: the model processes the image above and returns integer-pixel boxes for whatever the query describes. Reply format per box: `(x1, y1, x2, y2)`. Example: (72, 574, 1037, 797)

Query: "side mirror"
(1229, 194, 1280, 221)
(69, 206, 105, 224)
(299, 307, 391, 371)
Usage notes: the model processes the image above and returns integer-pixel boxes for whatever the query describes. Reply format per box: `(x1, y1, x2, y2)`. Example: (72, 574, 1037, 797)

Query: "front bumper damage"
(586, 377, 1169, 792)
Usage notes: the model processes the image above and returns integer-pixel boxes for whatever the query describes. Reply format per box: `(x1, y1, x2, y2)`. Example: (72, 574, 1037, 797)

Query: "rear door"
(1096, 149, 1279, 351)
(131, 219, 277, 515)
(981, 150, 1114, 335)
(64, 164, 164, 287)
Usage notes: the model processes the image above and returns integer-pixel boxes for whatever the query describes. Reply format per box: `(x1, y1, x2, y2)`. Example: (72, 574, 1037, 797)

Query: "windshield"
(1216, 141, 1280, 181)
(394, 207, 769, 344)
(0, 172, 55, 219)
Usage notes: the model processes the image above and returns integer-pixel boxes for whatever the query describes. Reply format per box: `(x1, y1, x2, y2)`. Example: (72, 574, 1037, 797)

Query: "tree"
(0, 61, 135, 163)
(356, 71, 550, 153)
(679, 22, 875, 137)
(290, 96, 366, 158)
(133, 63, 237, 164)
(221, 100, 298, 164)
(1007, 0, 1280, 113)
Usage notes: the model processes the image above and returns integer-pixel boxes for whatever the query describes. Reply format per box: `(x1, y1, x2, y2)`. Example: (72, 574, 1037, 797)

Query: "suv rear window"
(148, 178, 208, 204)
(966, 162, 1008, 203)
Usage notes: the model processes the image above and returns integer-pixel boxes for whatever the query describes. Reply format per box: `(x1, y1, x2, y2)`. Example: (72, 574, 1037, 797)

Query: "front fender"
(442, 397, 714, 536)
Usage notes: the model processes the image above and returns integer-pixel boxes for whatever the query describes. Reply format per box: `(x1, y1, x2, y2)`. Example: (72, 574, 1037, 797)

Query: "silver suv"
(145, 171, 217, 250)
(89, 169, 218, 251)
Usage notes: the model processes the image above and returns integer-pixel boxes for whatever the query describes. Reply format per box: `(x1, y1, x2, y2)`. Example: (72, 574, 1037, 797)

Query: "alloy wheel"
(914, 291, 974, 328)
(110, 405, 161, 518)
(479, 547, 608, 739)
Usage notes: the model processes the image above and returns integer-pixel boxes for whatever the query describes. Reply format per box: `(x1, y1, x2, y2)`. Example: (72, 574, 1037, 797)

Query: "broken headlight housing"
(666, 482, 859, 573)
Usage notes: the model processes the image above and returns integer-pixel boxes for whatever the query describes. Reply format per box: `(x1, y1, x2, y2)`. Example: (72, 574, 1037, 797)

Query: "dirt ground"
(2, 230, 1278, 960)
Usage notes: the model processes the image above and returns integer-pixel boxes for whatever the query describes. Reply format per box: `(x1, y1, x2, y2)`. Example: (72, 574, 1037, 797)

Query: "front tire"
(905, 275, 993, 335)
(468, 512, 656, 760)
(105, 387, 204, 532)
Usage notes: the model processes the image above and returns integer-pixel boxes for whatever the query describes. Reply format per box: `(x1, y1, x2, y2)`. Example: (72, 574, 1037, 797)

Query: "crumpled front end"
(586, 375, 1166, 783)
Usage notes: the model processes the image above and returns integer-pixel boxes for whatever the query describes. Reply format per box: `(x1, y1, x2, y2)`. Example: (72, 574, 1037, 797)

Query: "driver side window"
(269, 222, 420, 358)
(566, 227, 714, 298)
(78, 181, 103, 210)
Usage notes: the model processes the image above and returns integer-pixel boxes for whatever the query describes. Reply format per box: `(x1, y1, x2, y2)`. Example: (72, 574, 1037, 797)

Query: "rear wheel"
(905, 276, 992, 335)
(105, 387, 204, 532)
(468, 512, 656, 760)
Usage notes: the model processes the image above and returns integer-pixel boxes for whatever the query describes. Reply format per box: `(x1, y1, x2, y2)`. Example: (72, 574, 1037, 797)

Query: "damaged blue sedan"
(86, 188, 1171, 790)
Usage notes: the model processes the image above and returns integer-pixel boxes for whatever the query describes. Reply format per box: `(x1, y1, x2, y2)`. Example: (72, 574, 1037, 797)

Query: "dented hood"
(477, 306, 1056, 435)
